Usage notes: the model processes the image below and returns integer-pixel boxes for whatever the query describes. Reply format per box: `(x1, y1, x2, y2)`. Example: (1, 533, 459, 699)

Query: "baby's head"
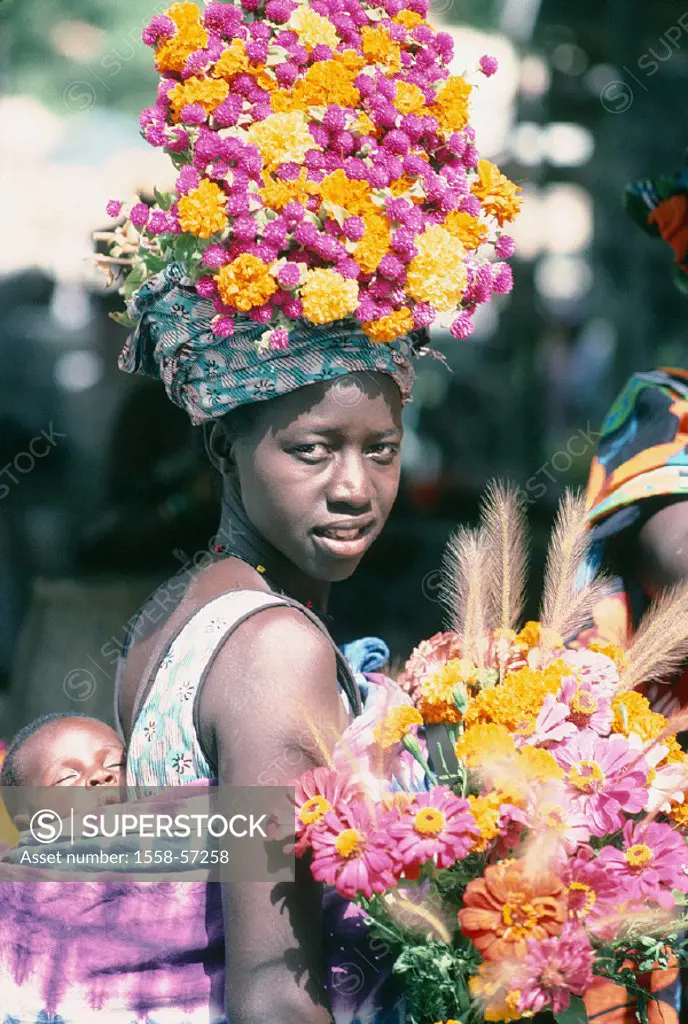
(0, 713, 125, 822)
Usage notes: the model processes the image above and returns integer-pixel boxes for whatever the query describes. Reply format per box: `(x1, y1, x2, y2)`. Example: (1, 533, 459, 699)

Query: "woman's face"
(228, 372, 403, 582)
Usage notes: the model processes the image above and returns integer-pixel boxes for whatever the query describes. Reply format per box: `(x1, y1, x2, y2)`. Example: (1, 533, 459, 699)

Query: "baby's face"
(20, 718, 125, 797)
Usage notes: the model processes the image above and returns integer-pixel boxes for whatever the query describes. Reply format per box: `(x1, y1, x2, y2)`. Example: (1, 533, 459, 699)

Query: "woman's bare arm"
(199, 606, 349, 1024)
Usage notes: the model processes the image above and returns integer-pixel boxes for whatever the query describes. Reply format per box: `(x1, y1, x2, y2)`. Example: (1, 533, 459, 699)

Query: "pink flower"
(596, 820, 688, 909)
(553, 732, 647, 836)
(525, 781, 590, 862)
(558, 678, 613, 735)
(528, 694, 577, 747)
(516, 925, 593, 1015)
(176, 166, 200, 196)
(397, 631, 463, 703)
(388, 787, 478, 869)
(269, 328, 289, 351)
(450, 311, 474, 339)
(195, 276, 217, 298)
(130, 202, 149, 228)
(496, 234, 516, 258)
(105, 199, 122, 218)
(492, 263, 513, 294)
(564, 846, 626, 938)
(211, 315, 234, 338)
(560, 649, 619, 694)
(291, 765, 362, 857)
(276, 262, 301, 289)
(309, 800, 400, 899)
(142, 15, 175, 47)
(479, 55, 499, 77)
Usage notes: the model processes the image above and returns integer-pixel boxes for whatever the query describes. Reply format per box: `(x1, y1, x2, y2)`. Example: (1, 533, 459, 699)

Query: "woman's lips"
(312, 522, 374, 558)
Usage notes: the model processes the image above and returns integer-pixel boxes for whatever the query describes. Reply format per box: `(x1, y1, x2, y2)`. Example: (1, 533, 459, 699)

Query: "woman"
(114, 267, 421, 1024)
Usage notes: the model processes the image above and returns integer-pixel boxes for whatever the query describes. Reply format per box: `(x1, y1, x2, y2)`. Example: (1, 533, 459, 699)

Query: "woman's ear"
(204, 420, 236, 475)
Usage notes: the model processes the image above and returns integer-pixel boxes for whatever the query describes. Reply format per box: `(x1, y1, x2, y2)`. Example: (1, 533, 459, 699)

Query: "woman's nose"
(328, 452, 374, 506)
(88, 767, 117, 786)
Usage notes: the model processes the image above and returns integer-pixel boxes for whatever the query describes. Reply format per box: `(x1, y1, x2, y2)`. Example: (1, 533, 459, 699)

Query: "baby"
(0, 712, 126, 828)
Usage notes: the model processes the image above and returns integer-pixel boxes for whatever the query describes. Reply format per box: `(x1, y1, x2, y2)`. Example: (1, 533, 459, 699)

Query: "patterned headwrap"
(119, 263, 418, 425)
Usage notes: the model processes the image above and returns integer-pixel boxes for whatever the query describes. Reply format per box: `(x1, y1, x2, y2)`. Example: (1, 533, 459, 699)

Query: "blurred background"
(0, 0, 686, 738)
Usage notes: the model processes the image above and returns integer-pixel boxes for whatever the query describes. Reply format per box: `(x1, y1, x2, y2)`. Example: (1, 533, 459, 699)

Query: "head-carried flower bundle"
(103, 0, 520, 352)
(292, 484, 688, 1024)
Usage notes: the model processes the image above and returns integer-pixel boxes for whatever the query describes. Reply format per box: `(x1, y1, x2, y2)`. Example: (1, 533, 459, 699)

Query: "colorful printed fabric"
(581, 367, 688, 710)
(120, 263, 418, 426)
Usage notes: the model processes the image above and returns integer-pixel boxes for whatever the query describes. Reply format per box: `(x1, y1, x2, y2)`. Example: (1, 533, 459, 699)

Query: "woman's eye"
(292, 443, 328, 459)
(368, 443, 400, 461)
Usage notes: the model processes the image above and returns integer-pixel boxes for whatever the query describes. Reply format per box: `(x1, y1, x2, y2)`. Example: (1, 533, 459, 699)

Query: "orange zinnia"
(459, 861, 566, 960)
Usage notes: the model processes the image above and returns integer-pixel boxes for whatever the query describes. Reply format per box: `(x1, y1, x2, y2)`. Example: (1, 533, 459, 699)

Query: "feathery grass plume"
(539, 489, 610, 648)
(617, 579, 688, 693)
(479, 480, 528, 632)
(382, 889, 453, 944)
(439, 526, 490, 665)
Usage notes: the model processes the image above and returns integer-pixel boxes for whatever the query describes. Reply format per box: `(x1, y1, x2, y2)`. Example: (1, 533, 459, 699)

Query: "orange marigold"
(155, 2, 208, 74)
(393, 81, 427, 116)
(668, 799, 688, 831)
(472, 159, 522, 226)
(271, 60, 361, 113)
(260, 168, 315, 210)
(392, 10, 425, 28)
(373, 705, 423, 748)
(177, 178, 228, 238)
(443, 211, 488, 250)
(455, 723, 516, 769)
(213, 39, 250, 79)
(429, 75, 472, 137)
(516, 745, 564, 782)
(354, 213, 391, 275)
(464, 661, 568, 736)
(168, 76, 229, 121)
(317, 169, 375, 217)
(611, 691, 667, 742)
(215, 254, 277, 311)
(360, 25, 401, 71)
(362, 307, 414, 343)
(459, 860, 566, 960)
(588, 641, 629, 670)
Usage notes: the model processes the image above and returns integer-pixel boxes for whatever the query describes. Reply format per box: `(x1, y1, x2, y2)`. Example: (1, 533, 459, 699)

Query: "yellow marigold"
(301, 268, 359, 325)
(352, 112, 376, 137)
(517, 746, 564, 782)
(260, 168, 315, 210)
(361, 25, 401, 71)
(515, 621, 541, 649)
(213, 38, 249, 79)
(443, 211, 488, 250)
(467, 791, 516, 853)
(155, 2, 208, 73)
(288, 4, 339, 51)
(406, 225, 467, 312)
(464, 661, 568, 735)
(421, 658, 474, 703)
(588, 641, 629, 670)
(373, 705, 423, 749)
(393, 81, 427, 116)
(215, 254, 277, 312)
(472, 159, 522, 227)
(271, 60, 361, 113)
(429, 75, 472, 137)
(469, 964, 522, 1023)
(455, 723, 516, 769)
(362, 307, 414, 343)
(354, 213, 391, 275)
(420, 700, 462, 725)
(177, 178, 228, 239)
(317, 169, 374, 217)
(247, 110, 315, 172)
(168, 76, 229, 121)
(611, 691, 667, 742)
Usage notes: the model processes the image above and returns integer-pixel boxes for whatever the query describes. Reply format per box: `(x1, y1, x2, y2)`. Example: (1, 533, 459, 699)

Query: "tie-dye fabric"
(119, 263, 417, 425)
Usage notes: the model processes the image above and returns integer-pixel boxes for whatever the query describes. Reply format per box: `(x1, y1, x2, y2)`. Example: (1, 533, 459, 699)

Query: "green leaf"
(154, 187, 173, 212)
(555, 995, 588, 1024)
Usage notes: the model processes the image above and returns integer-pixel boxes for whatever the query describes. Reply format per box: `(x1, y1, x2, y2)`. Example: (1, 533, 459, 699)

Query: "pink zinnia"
(596, 820, 688, 909)
(560, 649, 619, 694)
(558, 678, 613, 735)
(396, 630, 463, 703)
(525, 781, 590, 861)
(553, 732, 647, 836)
(529, 694, 577, 748)
(564, 845, 626, 939)
(388, 787, 478, 869)
(309, 801, 400, 899)
(516, 925, 593, 1015)
(291, 765, 362, 857)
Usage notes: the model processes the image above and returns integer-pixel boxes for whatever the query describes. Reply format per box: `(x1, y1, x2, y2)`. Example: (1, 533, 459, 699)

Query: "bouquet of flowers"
(292, 484, 688, 1024)
(101, 0, 520, 350)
